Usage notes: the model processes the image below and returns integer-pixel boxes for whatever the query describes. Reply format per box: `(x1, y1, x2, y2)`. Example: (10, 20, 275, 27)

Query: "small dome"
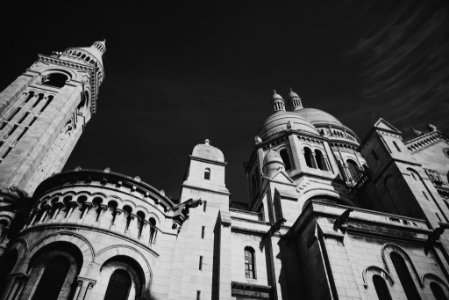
(296, 108, 343, 126)
(192, 139, 225, 162)
(289, 89, 300, 99)
(263, 150, 284, 166)
(272, 90, 284, 101)
(263, 149, 285, 176)
(259, 111, 319, 139)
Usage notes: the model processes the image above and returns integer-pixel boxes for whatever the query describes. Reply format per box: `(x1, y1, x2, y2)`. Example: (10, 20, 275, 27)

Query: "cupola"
(289, 88, 303, 110)
(272, 90, 285, 112)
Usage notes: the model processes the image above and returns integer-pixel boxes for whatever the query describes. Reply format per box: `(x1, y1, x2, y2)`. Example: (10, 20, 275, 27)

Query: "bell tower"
(0, 41, 106, 194)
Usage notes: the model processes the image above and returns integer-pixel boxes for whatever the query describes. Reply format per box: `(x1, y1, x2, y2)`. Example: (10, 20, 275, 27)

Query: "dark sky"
(1, 1, 448, 204)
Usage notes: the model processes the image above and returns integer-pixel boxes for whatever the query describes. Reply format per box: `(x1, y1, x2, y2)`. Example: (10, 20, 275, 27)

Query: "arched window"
(149, 217, 157, 243)
(104, 269, 132, 300)
(304, 147, 315, 168)
(244, 247, 256, 279)
(391, 252, 421, 300)
(123, 205, 132, 230)
(373, 275, 392, 300)
(136, 211, 145, 238)
(204, 168, 211, 180)
(42, 73, 69, 88)
(280, 148, 292, 170)
(430, 282, 446, 300)
(347, 160, 360, 181)
(32, 255, 71, 300)
(315, 150, 328, 171)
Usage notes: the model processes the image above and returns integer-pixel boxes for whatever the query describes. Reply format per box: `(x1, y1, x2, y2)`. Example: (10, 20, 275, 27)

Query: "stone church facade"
(0, 42, 449, 300)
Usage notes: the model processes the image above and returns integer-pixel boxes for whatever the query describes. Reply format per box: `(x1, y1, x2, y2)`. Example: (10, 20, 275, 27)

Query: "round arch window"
(42, 72, 69, 88)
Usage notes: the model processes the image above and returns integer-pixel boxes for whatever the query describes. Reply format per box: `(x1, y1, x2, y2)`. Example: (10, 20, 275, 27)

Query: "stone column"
(66, 201, 78, 219)
(96, 205, 107, 223)
(112, 209, 125, 232)
(80, 202, 92, 221)
(72, 280, 83, 300)
(26, 212, 38, 228)
(83, 281, 95, 300)
(3, 273, 27, 300)
(73, 277, 95, 300)
(127, 215, 138, 239)
(140, 221, 149, 243)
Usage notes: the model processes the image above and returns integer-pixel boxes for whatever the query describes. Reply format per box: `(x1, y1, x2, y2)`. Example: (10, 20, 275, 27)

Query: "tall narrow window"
(279, 148, 292, 170)
(244, 247, 256, 279)
(203, 201, 207, 212)
(393, 141, 401, 152)
(304, 147, 315, 168)
(430, 282, 446, 300)
(373, 275, 392, 300)
(149, 217, 157, 244)
(347, 160, 360, 181)
(435, 212, 442, 222)
(315, 150, 328, 171)
(204, 168, 211, 180)
(196, 290, 201, 300)
(390, 252, 421, 300)
(422, 191, 429, 200)
(32, 256, 71, 300)
(201, 226, 205, 239)
(104, 269, 132, 300)
(199, 256, 203, 270)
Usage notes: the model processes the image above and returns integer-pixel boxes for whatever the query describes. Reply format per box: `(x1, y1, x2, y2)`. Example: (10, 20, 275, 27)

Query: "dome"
(192, 139, 225, 162)
(259, 111, 319, 139)
(296, 108, 343, 126)
(263, 149, 285, 176)
(263, 149, 284, 166)
(289, 89, 300, 99)
(272, 90, 284, 101)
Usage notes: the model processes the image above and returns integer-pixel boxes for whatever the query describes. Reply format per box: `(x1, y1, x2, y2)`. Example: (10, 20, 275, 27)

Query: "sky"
(1, 1, 448, 204)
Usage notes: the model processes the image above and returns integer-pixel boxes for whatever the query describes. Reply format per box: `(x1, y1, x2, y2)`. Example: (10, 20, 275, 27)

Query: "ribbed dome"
(259, 111, 319, 139)
(192, 139, 225, 162)
(296, 108, 343, 126)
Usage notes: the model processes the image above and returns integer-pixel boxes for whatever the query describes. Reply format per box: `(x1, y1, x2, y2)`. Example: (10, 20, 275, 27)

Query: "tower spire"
(272, 89, 285, 112)
(289, 88, 303, 110)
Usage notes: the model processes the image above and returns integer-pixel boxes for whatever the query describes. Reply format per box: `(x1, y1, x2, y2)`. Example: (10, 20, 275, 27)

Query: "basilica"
(0, 42, 449, 300)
